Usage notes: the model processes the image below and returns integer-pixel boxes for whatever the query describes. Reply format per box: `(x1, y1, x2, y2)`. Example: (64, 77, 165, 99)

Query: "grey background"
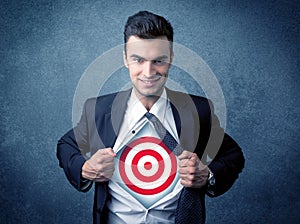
(1, 0, 299, 223)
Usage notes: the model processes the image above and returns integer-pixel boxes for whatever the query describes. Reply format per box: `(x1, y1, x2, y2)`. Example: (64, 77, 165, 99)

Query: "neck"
(140, 96, 159, 111)
(133, 89, 163, 111)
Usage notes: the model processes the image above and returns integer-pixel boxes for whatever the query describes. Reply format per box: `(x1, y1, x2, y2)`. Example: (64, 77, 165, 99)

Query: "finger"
(92, 167, 115, 179)
(178, 150, 194, 160)
(99, 155, 116, 164)
(82, 170, 97, 180)
(179, 166, 197, 175)
(92, 149, 116, 164)
(82, 160, 97, 175)
(95, 168, 115, 178)
(179, 159, 190, 167)
(94, 161, 115, 174)
(180, 177, 194, 187)
(189, 154, 200, 167)
(104, 147, 116, 157)
(179, 170, 194, 187)
(96, 148, 116, 157)
(189, 153, 198, 161)
(179, 157, 197, 168)
(178, 166, 189, 174)
(179, 173, 194, 181)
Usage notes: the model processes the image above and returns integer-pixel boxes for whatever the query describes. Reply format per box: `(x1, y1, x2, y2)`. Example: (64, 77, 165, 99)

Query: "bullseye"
(144, 162, 152, 170)
(119, 136, 177, 195)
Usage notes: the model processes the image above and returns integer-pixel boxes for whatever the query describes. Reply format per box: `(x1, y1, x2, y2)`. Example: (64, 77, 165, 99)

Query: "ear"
(123, 51, 129, 68)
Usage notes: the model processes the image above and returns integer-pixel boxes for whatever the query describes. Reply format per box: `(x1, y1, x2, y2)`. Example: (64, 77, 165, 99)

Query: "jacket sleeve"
(203, 100, 245, 197)
(56, 100, 93, 192)
(207, 133, 245, 197)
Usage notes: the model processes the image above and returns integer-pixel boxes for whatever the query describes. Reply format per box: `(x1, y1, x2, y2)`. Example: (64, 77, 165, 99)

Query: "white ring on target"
(137, 155, 159, 177)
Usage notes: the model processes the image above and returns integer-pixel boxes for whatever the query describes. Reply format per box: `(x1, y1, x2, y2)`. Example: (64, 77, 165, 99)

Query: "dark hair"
(124, 11, 173, 51)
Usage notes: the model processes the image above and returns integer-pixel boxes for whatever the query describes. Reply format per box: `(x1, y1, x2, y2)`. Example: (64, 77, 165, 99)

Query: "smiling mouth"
(140, 73, 164, 84)
(141, 78, 160, 84)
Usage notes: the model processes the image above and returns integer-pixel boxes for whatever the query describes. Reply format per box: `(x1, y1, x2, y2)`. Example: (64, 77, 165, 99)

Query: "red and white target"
(119, 136, 177, 195)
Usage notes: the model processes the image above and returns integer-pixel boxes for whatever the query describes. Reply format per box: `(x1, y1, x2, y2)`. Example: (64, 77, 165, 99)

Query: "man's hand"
(178, 150, 209, 188)
(81, 148, 116, 182)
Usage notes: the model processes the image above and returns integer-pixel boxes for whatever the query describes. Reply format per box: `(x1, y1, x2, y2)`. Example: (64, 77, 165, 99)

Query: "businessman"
(57, 11, 245, 224)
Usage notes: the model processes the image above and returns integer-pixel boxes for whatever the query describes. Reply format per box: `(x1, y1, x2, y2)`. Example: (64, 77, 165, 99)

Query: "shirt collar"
(149, 89, 168, 123)
(126, 90, 147, 129)
(127, 88, 169, 125)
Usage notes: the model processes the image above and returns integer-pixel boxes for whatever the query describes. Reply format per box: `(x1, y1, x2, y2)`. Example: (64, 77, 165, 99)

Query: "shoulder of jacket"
(167, 88, 210, 104)
(84, 89, 131, 106)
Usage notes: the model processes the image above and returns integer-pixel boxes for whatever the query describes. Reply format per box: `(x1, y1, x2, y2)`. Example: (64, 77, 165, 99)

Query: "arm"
(178, 97, 245, 196)
(57, 129, 92, 192)
(207, 133, 245, 197)
(57, 99, 92, 191)
(203, 97, 245, 196)
(177, 134, 244, 197)
(57, 98, 117, 191)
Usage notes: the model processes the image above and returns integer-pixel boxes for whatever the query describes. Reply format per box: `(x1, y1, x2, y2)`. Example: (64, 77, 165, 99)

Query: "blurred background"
(1, 0, 299, 223)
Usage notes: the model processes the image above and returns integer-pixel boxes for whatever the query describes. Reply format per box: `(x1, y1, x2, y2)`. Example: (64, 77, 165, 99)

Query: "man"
(57, 11, 245, 224)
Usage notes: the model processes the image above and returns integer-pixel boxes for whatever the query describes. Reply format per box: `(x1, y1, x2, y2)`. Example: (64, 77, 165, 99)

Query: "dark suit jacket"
(57, 88, 245, 224)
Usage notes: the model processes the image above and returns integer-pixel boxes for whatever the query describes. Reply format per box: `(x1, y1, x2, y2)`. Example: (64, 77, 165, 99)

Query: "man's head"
(124, 10, 173, 53)
(123, 11, 174, 105)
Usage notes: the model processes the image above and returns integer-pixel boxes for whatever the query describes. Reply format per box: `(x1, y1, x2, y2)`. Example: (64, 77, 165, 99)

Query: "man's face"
(124, 36, 173, 99)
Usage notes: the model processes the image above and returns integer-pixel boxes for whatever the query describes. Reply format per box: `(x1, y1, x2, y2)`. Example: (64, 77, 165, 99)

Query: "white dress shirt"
(107, 89, 183, 224)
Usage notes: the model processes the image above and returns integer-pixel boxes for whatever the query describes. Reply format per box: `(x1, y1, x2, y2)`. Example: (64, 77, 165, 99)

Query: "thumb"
(105, 147, 116, 157)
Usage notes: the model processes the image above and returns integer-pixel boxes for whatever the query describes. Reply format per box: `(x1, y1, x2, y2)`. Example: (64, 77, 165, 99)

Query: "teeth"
(142, 79, 159, 83)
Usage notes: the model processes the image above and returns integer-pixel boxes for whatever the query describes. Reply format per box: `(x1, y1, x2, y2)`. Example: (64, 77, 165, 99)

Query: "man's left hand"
(178, 150, 209, 188)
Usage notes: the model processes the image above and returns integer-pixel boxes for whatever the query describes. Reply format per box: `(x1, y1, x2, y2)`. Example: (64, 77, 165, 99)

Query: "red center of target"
(144, 162, 152, 170)
(119, 136, 177, 195)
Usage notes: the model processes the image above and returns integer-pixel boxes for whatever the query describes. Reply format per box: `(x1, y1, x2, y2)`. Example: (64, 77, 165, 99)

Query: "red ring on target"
(131, 149, 165, 182)
(119, 137, 177, 195)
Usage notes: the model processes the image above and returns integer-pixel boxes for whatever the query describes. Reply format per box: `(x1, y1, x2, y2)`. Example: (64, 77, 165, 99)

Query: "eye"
(153, 59, 166, 65)
(133, 57, 144, 63)
(153, 60, 164, 65)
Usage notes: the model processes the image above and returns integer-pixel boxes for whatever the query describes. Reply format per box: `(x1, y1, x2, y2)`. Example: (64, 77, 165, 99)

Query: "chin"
(142, 89, 163, 97)
(138, 90, 161, 98)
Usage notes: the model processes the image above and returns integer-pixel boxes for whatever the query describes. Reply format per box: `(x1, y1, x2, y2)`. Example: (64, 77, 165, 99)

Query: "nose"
(142, 61, 155, 78)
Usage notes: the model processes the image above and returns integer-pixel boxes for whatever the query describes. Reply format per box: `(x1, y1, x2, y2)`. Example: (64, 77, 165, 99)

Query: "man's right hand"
(81, 148, 116, 182)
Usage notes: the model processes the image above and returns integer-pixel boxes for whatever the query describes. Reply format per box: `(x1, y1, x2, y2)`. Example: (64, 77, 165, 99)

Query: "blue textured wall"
(1, 0, 299, 223)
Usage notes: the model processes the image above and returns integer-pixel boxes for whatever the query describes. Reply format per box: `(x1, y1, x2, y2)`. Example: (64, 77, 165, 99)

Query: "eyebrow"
(130, 54, 169, 61)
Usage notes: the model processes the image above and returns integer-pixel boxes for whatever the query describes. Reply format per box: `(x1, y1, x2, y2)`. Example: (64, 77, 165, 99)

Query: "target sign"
(119, 136, 177, 195)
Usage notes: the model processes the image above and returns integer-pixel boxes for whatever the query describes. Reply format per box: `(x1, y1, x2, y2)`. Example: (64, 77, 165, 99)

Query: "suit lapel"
(167, 89, 200, 152)
(96, 89, 132, 148)
(111, 89, 132, 137)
